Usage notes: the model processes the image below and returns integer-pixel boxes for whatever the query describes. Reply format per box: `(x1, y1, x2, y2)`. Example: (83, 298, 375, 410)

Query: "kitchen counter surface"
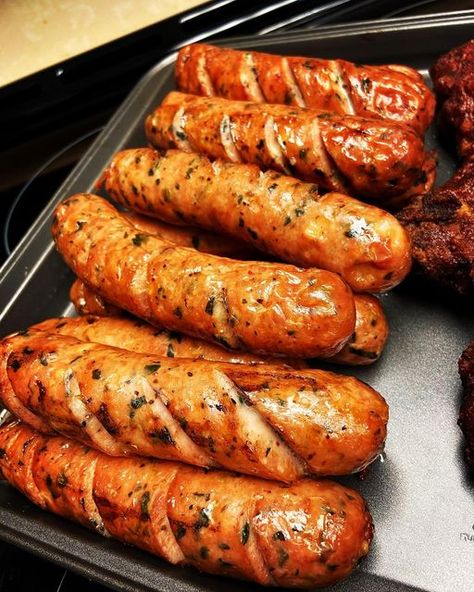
(0, 0, 207, 86)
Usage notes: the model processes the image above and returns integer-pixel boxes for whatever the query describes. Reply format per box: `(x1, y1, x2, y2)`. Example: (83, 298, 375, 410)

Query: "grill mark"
(216, 370, 304, 480)
(282, 58, 305, 108)
(222, 370, 326, 473)
(220, 115, 241, 163)
(2, 352, 50, 432)
(148, 468, 185, 563)
(64, 371, 132, 456)
(171, 107, 192, 151)
(330, 60, 355, 115)
(9, 429, 48, 508)
(311, 118, 348, 193)
(264, 116, 288, 173)
(197, 53, 215, 96)
(141, 377, 215, 468)
(242, 53, 264, 102)
(309, 117, 333, 181)
(211, 288, 241, 350)
(241, 391, 311, 477)
(83, 456, 109, 535)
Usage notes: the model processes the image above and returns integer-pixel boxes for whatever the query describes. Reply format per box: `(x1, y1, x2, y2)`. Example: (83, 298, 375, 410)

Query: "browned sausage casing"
(101, 148, 412, 293)
(332, 294, 388, 365)
(70, 278, 122, 317)
(0, 422, 373, 588)
(66, 286, 388, 365)
(176, 44, 435, 135)
(33, 315, 307, 368)
(146, 92, 435, 204)
(0, 331, 388, 479)
(123, 210, 260, 259)
(0, 333, 51, 434)
(52, 194, 356, 358)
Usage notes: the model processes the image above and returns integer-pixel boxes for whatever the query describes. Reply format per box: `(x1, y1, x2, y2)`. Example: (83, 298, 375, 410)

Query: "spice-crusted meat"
(176, 44, 435, 135)
(100, 147, 412, 293)
(146, 92, 435, 205)
(52, 194, 356, 358)
(70, 278, 123, 317)
(66, 287, 388, 367)
(430, 39, 474, 161)
(333, 294, 388, 365)
(33, 315, 305, 368)
(397, 161, 474, 297)
(0, 422, 374, 589)
(123, 210, 260, 260)
(459, 341, 474, 469)
(0, 330, 388, 480)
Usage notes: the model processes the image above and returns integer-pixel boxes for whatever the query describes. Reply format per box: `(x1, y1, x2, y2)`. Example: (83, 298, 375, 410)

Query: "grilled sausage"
(0, 422, 373, 588)
(0, 330, 388, 479)
(0, 334, 51, 434)
(0, 421, 52, 509)
(70, 210, 263, 317)
(331, 294, 388, 365)
(146, 92, 435, 204)
(32, 315, 306, 367)
(176, 43, 435, 136)
(66, 286, 387, 366)
(0, 421, 107, 533)
(123, 210, 260, 259)
(101, 147, 411, 292)
(70, 278, 122, 317)
(52, 194, 356, 358)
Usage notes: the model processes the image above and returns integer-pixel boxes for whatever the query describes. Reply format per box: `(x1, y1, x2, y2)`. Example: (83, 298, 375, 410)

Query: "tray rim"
(1, 11, 474, 592)
(2, 9, 474, 309)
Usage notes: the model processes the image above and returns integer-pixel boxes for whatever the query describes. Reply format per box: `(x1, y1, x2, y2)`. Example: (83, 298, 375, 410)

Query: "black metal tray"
(1, 12, 474, 592)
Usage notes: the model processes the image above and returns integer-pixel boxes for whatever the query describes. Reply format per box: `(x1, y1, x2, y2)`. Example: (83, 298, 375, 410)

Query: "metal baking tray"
(1, 12, 473, 592)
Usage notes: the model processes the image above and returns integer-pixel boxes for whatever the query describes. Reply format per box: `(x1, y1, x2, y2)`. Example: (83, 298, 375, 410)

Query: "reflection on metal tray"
(0, 12, 473, 592)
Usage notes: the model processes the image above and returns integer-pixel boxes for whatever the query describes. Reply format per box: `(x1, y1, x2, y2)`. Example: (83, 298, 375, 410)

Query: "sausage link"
(0, 333, 51, 433)
(101, 147, 411, 292)
(0, 422, 373, 588)
(123, 210, 260, 259)
(72, 213, 263, 316)
(146, 92, 435, 204)
(66, 286, 388, 366)
(70, 278, 122, 317)
(52, 194, 356, 358)
(33, 315, 307, 368)
(331, 294, 388, 365)
(176, 44, 435, 135)
(0, 421, 50, 509)
(0, 331, 388, 479)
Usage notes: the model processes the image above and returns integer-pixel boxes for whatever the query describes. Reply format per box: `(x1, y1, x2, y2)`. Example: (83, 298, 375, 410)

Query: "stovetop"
(0, 0, 470, 590)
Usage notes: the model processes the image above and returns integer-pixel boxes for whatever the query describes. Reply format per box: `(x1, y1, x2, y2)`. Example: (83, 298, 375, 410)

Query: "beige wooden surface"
(0, 0, 207, 86)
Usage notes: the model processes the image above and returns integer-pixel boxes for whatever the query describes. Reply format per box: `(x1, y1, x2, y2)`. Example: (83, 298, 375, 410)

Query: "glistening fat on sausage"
(146, 92, 435, 205)
(175, 44, 435, 135)
(0, 421, 374, 589)
(65, 287, 388, 366)
(99, 147, 412, 293)
(123, 210, 261, 260)
(52, 194, 356, 358)
(70, 278, 123, 317)
(32, 315, 307, 368)
(332, 294, 388, 365)
(0, 330, 388, 479)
